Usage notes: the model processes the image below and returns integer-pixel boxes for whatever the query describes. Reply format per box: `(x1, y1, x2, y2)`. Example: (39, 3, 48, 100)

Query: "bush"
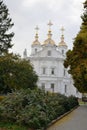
(68, 95, 79, 109)
(0, 89, 78, 129)
(0, 96, 5, 102)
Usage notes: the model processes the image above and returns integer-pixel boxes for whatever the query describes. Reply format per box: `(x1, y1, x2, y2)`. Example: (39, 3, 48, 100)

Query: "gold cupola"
(44, 20, 55, 45)
(58, 27, 67, 47)
(32, 26, 41, 45)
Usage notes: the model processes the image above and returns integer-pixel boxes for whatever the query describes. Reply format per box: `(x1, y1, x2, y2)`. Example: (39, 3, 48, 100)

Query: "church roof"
(44, 30, 55, 45)
(32, 37, 41, 45)
(44, 38, 55, 45)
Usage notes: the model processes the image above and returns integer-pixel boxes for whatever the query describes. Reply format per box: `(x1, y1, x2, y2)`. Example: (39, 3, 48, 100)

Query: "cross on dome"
(61, 26, 65, 35)
(48, 20, 53, 30)
(58, 26, 67, 47)
(44, 20, 55, 45)
(35, 25, 39, 34)
(32, 25, 41, 45)
(34, 25, 39, 42)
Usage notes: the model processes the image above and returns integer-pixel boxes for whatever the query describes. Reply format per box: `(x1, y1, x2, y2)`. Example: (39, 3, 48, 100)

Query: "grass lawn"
(0, 122, 28, 130)
(79, 100, 87, 105)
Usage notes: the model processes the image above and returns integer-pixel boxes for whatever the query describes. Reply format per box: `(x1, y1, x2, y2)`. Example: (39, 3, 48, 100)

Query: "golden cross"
(48, 20, 53, 30)
(35, 25, 39, 33)
(61, 26, 65, 35)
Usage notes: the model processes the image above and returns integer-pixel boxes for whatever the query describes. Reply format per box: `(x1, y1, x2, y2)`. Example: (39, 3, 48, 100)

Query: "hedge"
(0, 89, 78, 130)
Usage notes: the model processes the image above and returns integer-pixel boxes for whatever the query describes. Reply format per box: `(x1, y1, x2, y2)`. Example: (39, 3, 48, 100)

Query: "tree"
(0, 1, 38, 94)
(64, 0, 87, 93)
(0, 0, 14, 54)
(0, 53, 16, 94)
(0, 54, 38, 94)
(10, 57, 38, 91)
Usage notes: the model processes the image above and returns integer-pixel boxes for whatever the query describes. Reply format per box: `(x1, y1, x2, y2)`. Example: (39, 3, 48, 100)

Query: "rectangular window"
(51, 83, 54, 92)
(64, 69, 66, 76)
(62, 50, 64, 54)
(47, 50, 51, 56)
(42, 67, 46, 74)
(76, 89, 78, 94)
(35, 48, 37, 52)
(65, 85, 67, 93)
(42, 83, 45, 90)
(51, 68, 55, 75)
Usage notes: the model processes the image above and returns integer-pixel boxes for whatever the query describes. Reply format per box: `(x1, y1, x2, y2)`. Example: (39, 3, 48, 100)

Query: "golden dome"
(58, 27, 67, 47)
(58, 35, 67, 47)
(32, 26, 41, 45)
(44, 30, 55, 45)
(58, 41, 67, 47)
(32, 40, 41, 45)
(43, 21, 55, 45)
(44, 38, 55, 45)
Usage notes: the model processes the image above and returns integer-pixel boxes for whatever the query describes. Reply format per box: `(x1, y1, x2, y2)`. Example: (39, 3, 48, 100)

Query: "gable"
(31, 45, 64, 59)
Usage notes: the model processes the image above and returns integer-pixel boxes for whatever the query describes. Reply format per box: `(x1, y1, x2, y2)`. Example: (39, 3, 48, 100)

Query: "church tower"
(31, 26, 41, 55)
(58, 27, 68, 55)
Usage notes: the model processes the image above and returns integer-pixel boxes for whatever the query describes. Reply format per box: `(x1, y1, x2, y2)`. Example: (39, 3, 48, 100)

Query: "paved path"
(47, 105, 87, 130)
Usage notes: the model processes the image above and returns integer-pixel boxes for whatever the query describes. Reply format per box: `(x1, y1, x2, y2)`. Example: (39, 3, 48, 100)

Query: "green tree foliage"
(0, 89, 78, 129)
(0, 54, 38, 94)
(0, 1, 38, 94)
(0, 0, 14, 54)
(64, 1, 87, 93)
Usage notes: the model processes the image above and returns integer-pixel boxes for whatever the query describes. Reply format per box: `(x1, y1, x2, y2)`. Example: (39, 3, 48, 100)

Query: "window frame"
(41, 83, 45, 90)
(47, 50, 51, 56)
(51, 68, 55, 75)
(65, 85, 67, 93)
(42, 67, 46, 75)
(51, 83, 55, 92)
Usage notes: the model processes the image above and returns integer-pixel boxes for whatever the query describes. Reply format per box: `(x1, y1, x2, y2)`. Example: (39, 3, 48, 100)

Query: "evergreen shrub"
(0, 89, 78, 129)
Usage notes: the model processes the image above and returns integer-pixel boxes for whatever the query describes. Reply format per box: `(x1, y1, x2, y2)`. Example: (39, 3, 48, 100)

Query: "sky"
(4, 0, 85, 57)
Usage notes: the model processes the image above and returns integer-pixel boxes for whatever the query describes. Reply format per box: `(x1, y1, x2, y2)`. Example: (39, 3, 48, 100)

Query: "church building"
(23, 21, 81, 98)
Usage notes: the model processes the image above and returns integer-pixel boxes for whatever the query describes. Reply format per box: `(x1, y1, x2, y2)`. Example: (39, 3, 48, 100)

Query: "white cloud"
(22, 0, 41, 7)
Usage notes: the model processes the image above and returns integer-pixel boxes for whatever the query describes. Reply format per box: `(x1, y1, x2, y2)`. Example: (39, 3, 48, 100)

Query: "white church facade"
(24, 21, 81, 98)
